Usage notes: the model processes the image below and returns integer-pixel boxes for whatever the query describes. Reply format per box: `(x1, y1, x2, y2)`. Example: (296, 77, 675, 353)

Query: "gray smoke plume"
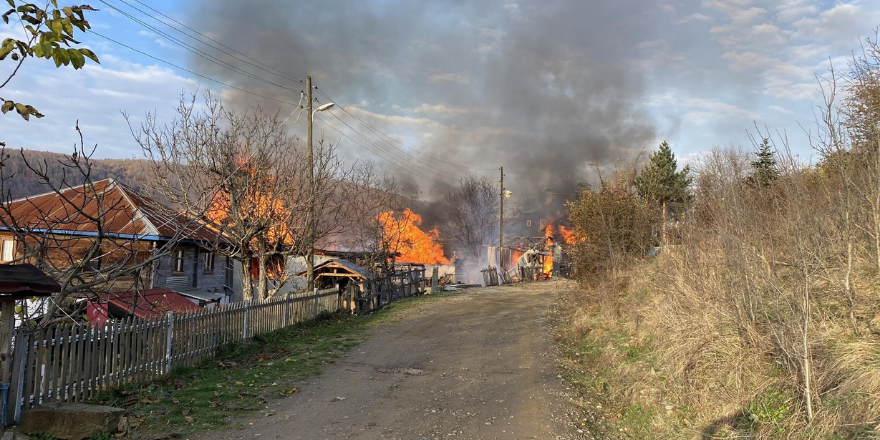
(189, 0, 675, 199)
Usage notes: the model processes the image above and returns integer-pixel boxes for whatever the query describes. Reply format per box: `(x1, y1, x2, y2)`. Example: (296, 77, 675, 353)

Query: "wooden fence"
(343, 268, 427, 315)
(6, 286, 340, 424)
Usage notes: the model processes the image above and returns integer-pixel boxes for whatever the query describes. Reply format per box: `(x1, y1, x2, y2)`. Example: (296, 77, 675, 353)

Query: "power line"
(104, 0, 493, 181)
(315, 87, 497, 172)
(89, 31, 460, 190)
(314, 117, 457, 190)
(90, 31, 301, 107)
(123, 0, 301, 84)
(99, 0, 304, 96)
(324, 111, 467, 183)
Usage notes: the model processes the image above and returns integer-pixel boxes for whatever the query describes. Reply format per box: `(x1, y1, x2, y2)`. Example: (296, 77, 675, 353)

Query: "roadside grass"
(89, 292, 450, 439)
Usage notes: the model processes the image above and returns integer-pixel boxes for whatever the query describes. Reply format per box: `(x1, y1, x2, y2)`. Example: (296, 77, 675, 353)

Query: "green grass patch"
(741, 388, 792, 436)
(90, 293, 448, 438)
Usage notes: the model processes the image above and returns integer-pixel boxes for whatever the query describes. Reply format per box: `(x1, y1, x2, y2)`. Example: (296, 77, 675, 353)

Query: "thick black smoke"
(189, 0, 674, 200)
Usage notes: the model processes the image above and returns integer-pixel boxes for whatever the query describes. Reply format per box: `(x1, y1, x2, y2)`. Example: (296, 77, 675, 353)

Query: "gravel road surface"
(191, 280, 583, 440)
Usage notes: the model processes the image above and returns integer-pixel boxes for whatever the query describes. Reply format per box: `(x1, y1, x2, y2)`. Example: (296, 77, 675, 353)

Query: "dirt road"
(192, 281, 582, 440)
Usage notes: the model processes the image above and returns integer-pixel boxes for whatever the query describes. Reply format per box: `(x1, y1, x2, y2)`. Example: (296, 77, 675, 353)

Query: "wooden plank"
(34, 327, 47, 406)
(82, 324, 93, 400)
(108, 320, 118, 388)
(62, 325, 74, 402)
(52, 326, 63, 403)
(67, 325, 79, 402)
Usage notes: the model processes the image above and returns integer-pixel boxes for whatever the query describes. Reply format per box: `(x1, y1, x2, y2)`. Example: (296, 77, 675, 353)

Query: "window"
(1, 239, 13, 262)
(526, 220, 532, 228)
(540, 219, 546, 228)
(87, 257, 101, 272)
(173, 249, 184, 273)
(204, 252, 215, 272)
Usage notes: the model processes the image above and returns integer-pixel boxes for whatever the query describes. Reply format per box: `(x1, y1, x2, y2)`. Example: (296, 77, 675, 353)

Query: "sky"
(2, 0, 879, 198)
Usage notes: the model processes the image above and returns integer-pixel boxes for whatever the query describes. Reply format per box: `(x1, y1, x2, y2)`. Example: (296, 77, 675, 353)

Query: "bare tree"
(340, 161, 402, 275)
(133, 93, 350, 300)
(443, 177, 498, 263)
(0, 125, 186, 325)
(132, 93, 296, 300)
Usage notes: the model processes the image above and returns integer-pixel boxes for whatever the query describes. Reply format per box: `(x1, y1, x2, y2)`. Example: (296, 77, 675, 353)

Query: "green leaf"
(14, 103, 29, 120)
(67, 48, 84, 69)
(1, 100, 14, 114)
(51, 48, 69, 67)
(1, 8, 13, 24)
(0, 38, 13, 60)
(79, 47, 98, 63)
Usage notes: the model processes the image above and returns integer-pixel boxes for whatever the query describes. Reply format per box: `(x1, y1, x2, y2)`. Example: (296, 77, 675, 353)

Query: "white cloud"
(722, 51, 771, 72)
(2, 56, 199, 158)
(427, 72, 471, 85)
(413, 103, 484, 116)
(768, 105, 794, 115)
(680, 12, 715, 23)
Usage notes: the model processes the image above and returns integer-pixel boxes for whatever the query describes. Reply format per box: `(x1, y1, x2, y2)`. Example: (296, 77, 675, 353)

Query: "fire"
(544, 224, 554, 277)
(205, 154, 295, 246)
(378, 208, 449, 264)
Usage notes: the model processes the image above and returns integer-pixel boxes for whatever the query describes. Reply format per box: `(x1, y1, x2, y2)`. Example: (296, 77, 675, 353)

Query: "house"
(0, 178, 235, 310)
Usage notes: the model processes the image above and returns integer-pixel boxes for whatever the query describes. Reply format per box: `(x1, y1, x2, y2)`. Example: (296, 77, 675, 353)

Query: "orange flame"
(378, 208, 449, 264)
(205, 155, 294, 247)
(544, 224, 554, 277)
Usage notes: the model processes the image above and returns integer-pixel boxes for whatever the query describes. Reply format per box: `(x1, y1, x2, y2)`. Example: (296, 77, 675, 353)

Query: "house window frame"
(0, 238, 15, 263)
(540, 219, 546, 228)
(526, 220, 532, 228)
(204, 252, 215, 273)
(1, 239, 14, 262)
(172, 249, 185, 274)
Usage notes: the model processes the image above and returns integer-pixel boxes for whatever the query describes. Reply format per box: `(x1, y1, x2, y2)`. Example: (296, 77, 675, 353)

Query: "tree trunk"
(240, 250, 254, 301)
(661, 199, 668, 246)
(257, 254, 269, 300)
(802, 264, 814, 422)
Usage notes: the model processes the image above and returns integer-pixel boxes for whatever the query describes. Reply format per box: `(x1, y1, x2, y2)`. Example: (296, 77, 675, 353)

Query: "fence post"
(313, 288, 319, 320)
(431, 267, 438, 294)
(164, 311, 174, 375)
(284, 294, 291, 328)
(242, 302, 249, 340)
(9, 329, 28, 424)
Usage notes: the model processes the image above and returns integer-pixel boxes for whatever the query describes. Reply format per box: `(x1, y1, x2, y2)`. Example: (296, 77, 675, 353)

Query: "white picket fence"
(6, 287, 339, 424)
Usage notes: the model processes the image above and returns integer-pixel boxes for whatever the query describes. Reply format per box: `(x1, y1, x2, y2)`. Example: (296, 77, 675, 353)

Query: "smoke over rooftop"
(190, 0, 669, 198)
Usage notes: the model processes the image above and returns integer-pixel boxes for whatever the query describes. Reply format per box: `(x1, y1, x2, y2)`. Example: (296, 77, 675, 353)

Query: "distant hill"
(2, 149, 155, 200)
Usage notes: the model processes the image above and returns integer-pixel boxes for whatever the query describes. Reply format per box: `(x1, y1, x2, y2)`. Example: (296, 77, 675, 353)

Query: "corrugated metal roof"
(99, 288, 201, 318)
(1, 179, 222, 243)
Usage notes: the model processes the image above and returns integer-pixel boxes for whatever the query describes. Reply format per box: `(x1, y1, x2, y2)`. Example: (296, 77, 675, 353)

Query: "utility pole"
(499, 166, 504, 269)
(306, 76, 315, 291)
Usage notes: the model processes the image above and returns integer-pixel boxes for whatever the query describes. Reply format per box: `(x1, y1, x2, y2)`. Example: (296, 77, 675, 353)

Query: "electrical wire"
(315, 87, 498, 172)
(89, 31, 301, 107)
(324, 111, 466, 183)
(314, 117, 457, 190)
(98, 0, 304, 96)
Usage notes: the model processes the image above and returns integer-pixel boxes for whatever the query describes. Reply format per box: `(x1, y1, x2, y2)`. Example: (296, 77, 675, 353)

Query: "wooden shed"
(0, 264, 59, 384)
(298, 259, 370, 291)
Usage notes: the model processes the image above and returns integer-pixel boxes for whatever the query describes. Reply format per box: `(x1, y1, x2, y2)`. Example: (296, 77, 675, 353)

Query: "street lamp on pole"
(306, 76, 335, 291)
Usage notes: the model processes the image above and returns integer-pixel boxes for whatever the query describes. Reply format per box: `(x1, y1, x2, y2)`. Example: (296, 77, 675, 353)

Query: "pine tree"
(750, 138, 778, 187)
(634, 141, 692, 245)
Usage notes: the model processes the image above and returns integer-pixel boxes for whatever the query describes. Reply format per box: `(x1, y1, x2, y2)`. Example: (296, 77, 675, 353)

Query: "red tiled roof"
(0, 263, 60, 298)
(99, 288, 200, 319)
(1, 179, 222, 243)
